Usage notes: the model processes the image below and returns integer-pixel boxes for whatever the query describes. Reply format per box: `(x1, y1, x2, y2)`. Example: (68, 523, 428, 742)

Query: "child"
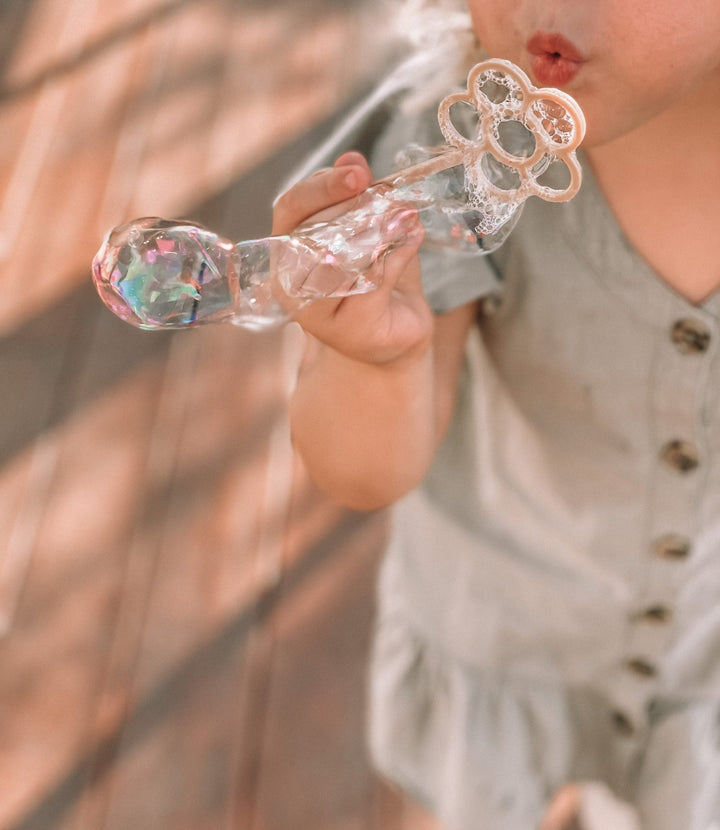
(273, 1, 720, 828)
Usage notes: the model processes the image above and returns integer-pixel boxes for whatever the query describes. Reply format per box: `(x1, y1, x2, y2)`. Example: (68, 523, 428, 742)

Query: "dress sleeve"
(419, 246, 503, 313)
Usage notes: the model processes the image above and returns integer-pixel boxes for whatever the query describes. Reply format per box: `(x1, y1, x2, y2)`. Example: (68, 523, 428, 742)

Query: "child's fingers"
(290, 219, 426, 356)
(273, 156, 373, 235)
(332, 151, 369, 169)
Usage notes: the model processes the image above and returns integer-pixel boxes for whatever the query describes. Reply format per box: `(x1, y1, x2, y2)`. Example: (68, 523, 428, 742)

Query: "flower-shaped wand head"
(377, 58, 586, 234)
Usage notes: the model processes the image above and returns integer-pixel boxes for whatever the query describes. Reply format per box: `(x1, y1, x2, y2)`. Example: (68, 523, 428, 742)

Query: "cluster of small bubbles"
(532, 99, 576, 144)
(477, 69, 525, 109)
(438, 59, 584, 210)
(467, 191, 519, 236)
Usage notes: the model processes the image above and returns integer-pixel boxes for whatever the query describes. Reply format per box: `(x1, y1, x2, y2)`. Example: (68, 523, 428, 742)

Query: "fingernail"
(343, 171, 358, 190)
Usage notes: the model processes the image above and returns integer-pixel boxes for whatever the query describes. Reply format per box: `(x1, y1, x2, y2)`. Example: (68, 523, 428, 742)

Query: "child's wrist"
(306, 334, 432, 385)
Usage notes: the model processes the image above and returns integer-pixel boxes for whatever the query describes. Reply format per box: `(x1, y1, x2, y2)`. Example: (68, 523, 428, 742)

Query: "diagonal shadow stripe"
(5, 507, 378, 830)
(0, 1, 34, 88)
(0, 0, 377, 102)
(0, 0, 209, 102)
(0, 91, 386, 469)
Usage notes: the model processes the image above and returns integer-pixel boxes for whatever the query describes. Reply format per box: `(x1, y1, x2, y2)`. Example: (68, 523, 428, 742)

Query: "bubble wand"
(92, 59, 585, 331)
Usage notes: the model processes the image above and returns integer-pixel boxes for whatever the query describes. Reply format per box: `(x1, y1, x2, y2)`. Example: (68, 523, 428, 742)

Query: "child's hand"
(272, 152, 433, 368)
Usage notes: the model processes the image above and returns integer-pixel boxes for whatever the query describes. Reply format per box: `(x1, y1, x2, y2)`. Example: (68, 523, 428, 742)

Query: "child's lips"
(526, 32, 585, 87)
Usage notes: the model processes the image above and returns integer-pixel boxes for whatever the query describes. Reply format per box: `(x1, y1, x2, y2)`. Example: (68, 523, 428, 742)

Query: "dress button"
(660, 439, 699, 473)
(671, 318, 711, 354)
(634, 604, 673, 624)
(480, 292, 503, 317)
(611, 710, 635, 736)
(625, 657, 658, 678)
(653, 533, 692, 560)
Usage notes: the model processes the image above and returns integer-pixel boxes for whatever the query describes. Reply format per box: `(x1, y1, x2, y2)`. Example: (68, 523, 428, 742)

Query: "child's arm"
(274, 152, 476, 510)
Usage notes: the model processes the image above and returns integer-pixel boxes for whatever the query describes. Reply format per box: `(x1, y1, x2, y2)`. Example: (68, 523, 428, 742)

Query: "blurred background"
(0, 1, 436, 827)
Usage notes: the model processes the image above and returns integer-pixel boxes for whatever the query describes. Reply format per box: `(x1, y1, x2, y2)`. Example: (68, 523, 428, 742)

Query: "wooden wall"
(0, 2, 440, 827)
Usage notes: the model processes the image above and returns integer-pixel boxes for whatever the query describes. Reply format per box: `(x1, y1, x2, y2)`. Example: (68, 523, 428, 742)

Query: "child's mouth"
(526, 32, 585, 87)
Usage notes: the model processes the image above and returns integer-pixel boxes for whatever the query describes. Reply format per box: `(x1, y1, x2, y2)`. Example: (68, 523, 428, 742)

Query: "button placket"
(623, 309, 716, 700)
(605, 671, 655, 743)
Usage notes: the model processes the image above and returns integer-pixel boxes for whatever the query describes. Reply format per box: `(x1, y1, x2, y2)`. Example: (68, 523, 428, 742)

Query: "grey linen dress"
(366, 103, 720, 830)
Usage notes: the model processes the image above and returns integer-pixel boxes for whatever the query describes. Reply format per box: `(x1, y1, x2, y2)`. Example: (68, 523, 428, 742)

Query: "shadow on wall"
(0, 87, 390, 469)
(0, 0, 384, 102)
(0, 0, 398, 473)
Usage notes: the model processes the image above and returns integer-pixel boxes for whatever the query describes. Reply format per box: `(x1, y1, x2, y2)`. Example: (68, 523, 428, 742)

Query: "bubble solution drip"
(92, 59, 585, 331)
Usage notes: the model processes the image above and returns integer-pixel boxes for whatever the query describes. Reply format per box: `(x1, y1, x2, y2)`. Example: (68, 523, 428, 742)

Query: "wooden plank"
(0, 3, 200, 826)
(65, 8, 229, 821)
(0, 300, 81, 633)
(251, 472, 387, 830)
(0, 0, 104, 330)
(0, 359, 172, 830)
(0, 2, 403, 829)
(69, 2, 391, 825)
(66, 0, 295, 820)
